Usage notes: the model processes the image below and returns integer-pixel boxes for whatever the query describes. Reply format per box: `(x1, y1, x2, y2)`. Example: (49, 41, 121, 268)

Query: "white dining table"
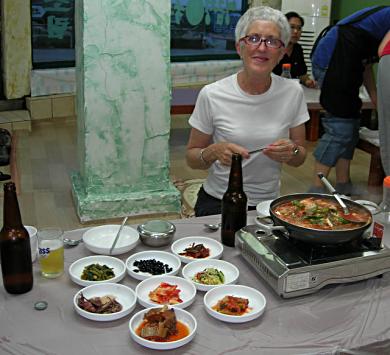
(1, 212, 390, 355)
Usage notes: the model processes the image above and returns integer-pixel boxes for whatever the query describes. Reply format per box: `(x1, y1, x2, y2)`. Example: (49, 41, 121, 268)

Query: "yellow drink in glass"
(38, 229, 64, 278)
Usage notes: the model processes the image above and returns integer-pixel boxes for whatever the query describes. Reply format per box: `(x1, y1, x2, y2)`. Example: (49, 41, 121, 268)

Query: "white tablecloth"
(1, 213, 390, 355)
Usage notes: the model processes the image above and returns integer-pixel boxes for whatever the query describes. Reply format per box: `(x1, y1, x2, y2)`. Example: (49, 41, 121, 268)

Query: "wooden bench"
(356, 138, 385, 186)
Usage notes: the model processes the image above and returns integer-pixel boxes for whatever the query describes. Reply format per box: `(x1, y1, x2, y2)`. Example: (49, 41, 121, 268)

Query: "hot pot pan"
(256, 193, 372, 245)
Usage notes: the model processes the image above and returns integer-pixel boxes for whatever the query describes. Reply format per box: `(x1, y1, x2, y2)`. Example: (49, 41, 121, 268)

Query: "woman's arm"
(363, 64, 377, 107)
(186, 128, 250, 169)
(186, 128, 213, 170)
(287, 123, 307, 167)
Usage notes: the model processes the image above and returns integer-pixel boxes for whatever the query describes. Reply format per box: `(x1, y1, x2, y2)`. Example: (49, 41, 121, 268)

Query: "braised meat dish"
(139, 306, 178, 341)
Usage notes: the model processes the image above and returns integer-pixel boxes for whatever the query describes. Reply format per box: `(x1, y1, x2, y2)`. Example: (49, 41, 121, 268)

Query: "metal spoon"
(63, 237, 82, 247)
(204, 223, 221, 231)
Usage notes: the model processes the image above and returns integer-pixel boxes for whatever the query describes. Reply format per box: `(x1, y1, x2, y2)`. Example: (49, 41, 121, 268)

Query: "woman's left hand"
(262, 139, 297, 163)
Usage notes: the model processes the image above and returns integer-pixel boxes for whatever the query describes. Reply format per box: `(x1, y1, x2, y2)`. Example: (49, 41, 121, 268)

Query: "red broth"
(136, 320, 189, 342)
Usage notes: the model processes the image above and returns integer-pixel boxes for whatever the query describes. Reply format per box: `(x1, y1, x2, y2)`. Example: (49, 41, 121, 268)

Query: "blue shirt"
(312, 6, 390, 68)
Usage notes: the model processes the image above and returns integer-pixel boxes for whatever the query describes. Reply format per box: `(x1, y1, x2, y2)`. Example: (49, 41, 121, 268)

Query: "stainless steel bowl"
(137, 220, 176, 247)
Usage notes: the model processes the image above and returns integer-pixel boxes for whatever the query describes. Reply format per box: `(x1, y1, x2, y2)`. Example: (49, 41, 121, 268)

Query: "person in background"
(377, 30, 390, 176)
(308, 5, 390, 195)
(273, 11, 316, 88)
(186, 6, 309, 217)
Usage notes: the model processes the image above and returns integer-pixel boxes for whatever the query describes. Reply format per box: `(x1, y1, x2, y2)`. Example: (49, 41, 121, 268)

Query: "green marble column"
(71, 0, 180, 222)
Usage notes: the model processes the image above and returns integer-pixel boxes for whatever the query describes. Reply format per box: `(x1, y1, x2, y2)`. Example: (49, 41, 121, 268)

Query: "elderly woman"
(186, 6, 309, 217)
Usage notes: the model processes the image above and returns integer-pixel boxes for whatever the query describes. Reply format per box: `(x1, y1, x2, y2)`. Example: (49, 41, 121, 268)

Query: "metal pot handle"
(254, 216, 287, 232)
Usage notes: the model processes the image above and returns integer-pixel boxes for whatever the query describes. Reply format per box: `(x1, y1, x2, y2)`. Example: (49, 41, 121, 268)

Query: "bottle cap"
(384, 176, 390, 188)
(282, 63, 291, 69)
(34, 301, 48, 311)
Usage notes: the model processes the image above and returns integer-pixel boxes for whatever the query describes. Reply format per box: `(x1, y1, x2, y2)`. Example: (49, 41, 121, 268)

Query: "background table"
(2, 213, 390, 354)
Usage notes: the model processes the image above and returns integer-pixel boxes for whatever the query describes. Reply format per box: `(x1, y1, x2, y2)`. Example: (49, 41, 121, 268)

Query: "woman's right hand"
(208, 142, 250, 166)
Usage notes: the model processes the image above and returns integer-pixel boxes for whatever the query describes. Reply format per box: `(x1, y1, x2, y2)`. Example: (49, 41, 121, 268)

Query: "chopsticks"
(248, 147, 267, 154)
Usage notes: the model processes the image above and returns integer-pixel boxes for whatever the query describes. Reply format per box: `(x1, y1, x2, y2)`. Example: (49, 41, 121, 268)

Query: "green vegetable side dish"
(81, 263, 115, 281)
(193, 268, 225, 285)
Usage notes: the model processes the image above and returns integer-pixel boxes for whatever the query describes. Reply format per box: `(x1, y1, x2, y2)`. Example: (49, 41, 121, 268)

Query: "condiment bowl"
(182, 259, 239, 292)
(137, 220, 176, 247)
(82, 225, 139, 255)
(69, 255, 126, 287)
(129, 306, 197, 350)
(203, 285, 266, 323)
(73, 283, 136, 322)
(171, 236, 223, 263)
(126, 251, 181, 281)
(135, 275, 196, 309)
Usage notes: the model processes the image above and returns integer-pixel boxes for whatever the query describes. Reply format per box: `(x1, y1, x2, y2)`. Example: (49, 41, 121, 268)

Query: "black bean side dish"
(133, 259, 173, 275)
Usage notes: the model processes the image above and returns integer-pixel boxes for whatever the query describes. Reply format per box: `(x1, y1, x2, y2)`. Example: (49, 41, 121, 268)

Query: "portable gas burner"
(237, 225, 390, 298)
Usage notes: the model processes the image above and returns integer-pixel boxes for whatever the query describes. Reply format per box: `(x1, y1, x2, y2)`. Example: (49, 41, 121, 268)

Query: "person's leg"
(311, 161, 332, 189)
(310, 116, 357, 192)
(308, 64, 332, 192)
(333, 117, 361, 195)
(335, 158, 351, 183)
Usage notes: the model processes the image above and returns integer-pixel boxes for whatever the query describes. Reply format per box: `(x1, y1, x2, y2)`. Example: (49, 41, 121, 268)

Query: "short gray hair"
(235, 6, 291, 47)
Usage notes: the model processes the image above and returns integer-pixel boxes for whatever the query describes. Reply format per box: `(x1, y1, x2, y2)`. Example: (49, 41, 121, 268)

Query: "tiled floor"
(0, 118, 382, 231)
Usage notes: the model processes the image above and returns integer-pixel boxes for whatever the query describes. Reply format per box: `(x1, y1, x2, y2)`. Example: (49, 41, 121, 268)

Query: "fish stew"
(272, 197, 371, 230)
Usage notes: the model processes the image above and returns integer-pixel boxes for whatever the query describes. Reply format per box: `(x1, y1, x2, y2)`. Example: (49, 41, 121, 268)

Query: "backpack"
(310, 5, 388, 59)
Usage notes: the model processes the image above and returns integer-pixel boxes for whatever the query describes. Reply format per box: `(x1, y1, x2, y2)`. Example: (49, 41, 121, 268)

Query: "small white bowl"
(182, 259, 239, 292)
(82, 225, 139, 255)
(204, 285, 266, 323)
(171, 236, 223, 263)
(126, 251, 181, 281)
(129, 307, 197, 350)
(73, 283, 136, 322)
(135, 275, 196, 309)
(69, 255, 126, 287)
(256, 200, 273, 217)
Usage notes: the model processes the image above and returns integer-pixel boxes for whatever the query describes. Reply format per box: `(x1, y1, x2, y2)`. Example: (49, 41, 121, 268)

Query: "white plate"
(256, 200, 273, 217)
(126, 251, 181, 281)
(181, 259, 239, 292)
(82, 225, 139, 255)
(129, 307, 197, 350)
(69, 255, 126, 287)
(171, 236, 223, 263)
(204, 285, 266, 323)
(135, 275, 196, 309)
(73, 283, 136, 322)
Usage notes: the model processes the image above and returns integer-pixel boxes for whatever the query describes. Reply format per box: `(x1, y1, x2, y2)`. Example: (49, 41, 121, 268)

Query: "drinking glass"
(38, 228, 64, 278)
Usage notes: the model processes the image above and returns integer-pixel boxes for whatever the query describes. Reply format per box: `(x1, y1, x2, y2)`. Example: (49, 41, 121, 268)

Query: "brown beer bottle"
(0, 182, 33, 294)
(221, 153, 247, 247)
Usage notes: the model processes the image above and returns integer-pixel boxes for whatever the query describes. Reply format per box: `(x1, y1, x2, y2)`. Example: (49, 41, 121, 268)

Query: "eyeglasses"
(290, 25, 302, 32)
(239, 34, 285, 49)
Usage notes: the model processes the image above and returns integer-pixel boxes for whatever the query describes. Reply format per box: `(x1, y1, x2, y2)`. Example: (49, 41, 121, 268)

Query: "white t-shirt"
(189, 73, 310, 206)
